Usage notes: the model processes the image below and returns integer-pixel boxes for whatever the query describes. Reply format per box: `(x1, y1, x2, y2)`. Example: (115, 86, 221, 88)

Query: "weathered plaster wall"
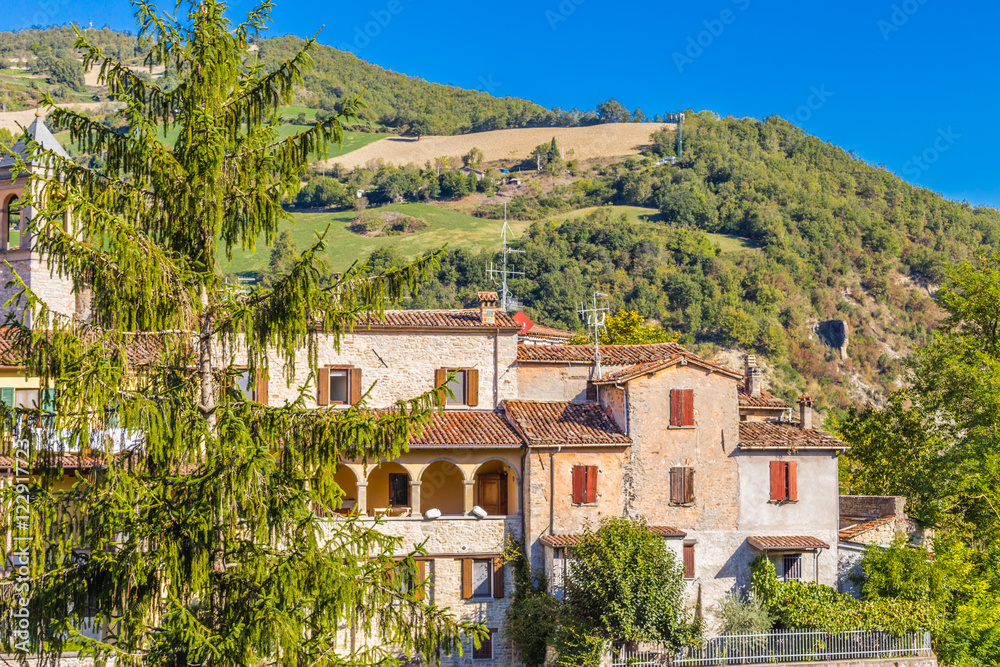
(736, 451, 841, 534)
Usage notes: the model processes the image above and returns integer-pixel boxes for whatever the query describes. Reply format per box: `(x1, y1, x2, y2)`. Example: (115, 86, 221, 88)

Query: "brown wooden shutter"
(461, 558, 473, 599)
(572, 466, 586, 504)
(255, 375, 268, 405)
(349, 368, 362, 405)
(317, 367, 330, 406)
(787, 461, 798, 501)
(435, 368, 447, 402)
(770, 461, 786, 502)
(415, 560, 427, 600)
(682, 389, 694, 426)
(670, 467, 683, 504)
(683, 543, 695, 579)
(493, 557, 504, 599)
(585, 465, 598, 503)
(466, 369, 479, 407)
(670, 389, 683, 426)
(684, 467, 696, 504)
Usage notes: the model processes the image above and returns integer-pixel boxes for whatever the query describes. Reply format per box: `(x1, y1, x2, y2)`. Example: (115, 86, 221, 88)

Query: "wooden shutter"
(41, 388, 55, 412)
(255, 375, 268, 405)
(682, 389, 694, 426)
(349, 368, 362, 405)
(435, 368, 447, 402)
(585, 465, 598, 503)
(461, 558, 473, 599)
(493, 557, 504, 599)
(466, 369, 479, 407)
(415, 560, 427, 600)
(683, 467, 696, 503)
(787, 461, 798, 501)
(670, 467, 684, 504)
(572, 466, 586, 504)
(670, 389, 683, 426)
(1, 387, 14, 407)
(683, 543, 695, 579)
(317, 367, 330, 406)
(770, 461, 786, 502)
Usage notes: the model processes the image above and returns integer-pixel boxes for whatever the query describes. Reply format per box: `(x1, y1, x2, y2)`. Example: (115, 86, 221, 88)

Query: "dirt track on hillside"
(322, 123, 676, 170)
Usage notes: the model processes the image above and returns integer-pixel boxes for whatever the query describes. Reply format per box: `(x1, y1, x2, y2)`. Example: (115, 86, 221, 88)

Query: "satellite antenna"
(577, 291, 609, 378)
(487, 201, 524, 311)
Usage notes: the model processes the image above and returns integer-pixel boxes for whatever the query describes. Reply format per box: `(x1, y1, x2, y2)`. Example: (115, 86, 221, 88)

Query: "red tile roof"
(517, 342, 686, 364)
(512, 312, 576, 341)
(839, 516, 897, 542)
(737, 380, 789, 409)
(408, 409, 523, 448)
(0, 328, 163, 367)
(592, 354, 743, 385)
(739, 420, 848, 450)
(540, 525, 686, 547)
(504, 400, 630, 447)
(361, 309, 520, 331)
(747, 535, 830, 550)
(0, 453, 106, 471)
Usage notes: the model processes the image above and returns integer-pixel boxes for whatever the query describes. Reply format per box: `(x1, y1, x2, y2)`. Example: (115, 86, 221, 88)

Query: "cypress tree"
(0, 1, 482, 665)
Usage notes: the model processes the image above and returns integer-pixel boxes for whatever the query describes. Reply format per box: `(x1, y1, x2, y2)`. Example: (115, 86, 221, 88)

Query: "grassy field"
(217, 203, 527, 274)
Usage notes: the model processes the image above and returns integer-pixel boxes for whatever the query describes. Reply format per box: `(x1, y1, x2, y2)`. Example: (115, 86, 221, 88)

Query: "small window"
(471, 559, 492, 599)
(669, 466, 695, 505)
(15, 389, 39, 409)
(435, 368, 479, 407)
(447, 370, 467, 405)
(769, 461, 798, 502)
(683, 542, 695, 579)
(670, 388, 694, 427)
(585, 383, 598, 401)
(782, 553, 803, 582)
(572, 465, 598, 504)
(317, 367, 361, 406)
(473, 629, 495, 660)
(329, 370, 349, 404)
(6, 196, 21, 250)
(388, 473, 409, 507)
(235, 371, 267, 404)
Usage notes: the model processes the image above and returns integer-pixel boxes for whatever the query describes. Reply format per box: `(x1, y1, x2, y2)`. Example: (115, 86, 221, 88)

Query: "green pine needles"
(0, 1, 482, 665)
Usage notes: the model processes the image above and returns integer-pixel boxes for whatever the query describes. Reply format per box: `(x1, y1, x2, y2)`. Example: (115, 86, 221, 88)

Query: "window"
(782, 553, 803, 582)
(15, 389, 39, 409)
(317, 367, 361, 406)
(683, 542, 695, 579)
(388, 473, 409, 507)
(236, 371, 267, 404)
(572, 465, 598, 504)
(435, 368, 479, 407)
(461, 557, 504, 600)
(473, 629, 495, 660)
(586, 383, 598, 401)
(769, 461, 798, 502)
(5, 196, 21, 250)
(669, 466, 695, 505)
(670, 389, 694, 427)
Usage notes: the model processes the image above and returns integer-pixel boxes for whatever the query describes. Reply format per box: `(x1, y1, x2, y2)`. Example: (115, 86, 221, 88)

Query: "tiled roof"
(0, 328, 163, 367)
(517, 342, 686, 364)
(540, 525, 686, 547)
(525, 323, 575, 340)
(839, 516, 897, 542)
(408, 409, 523, 448)
(747, 535, 830, 550)
(0, 453, 106, 471)
(737, 380, 789, 409)
(504, 400, 630, 447)
(739, 420, 848, 450)
(361, 309, 520, 330)
(593, 355, 744, 385)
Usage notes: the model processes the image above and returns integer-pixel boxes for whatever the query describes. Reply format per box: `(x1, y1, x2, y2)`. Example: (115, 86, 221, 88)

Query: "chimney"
(744, 354, 762, 398)
(797, 395, 815, 429)
(478, 291, 499, 325)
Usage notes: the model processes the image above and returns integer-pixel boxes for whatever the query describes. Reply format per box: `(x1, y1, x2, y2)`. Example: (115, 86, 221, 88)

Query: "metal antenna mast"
(487, 202, 524, 311)
(577, 291, 609, 377)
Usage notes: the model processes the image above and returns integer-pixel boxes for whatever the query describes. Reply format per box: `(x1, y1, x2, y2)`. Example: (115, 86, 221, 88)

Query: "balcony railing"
(610, 629, 932, 666)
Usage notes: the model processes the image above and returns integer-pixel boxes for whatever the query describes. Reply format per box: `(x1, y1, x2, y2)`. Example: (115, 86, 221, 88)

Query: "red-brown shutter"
(585, 465, 598, 503)
(255, 375, 268, 405)
(461, 559, 473, 599)
(493, 557, 504, 599)
(467, 369, 479, 407)
(317, 367, 330, 406)
(682, 389, 694, 426)
(670, 389, 683, 426)
(435, 368, 448, 403)
(572, 466, 586, 504)
(415, 560, 427, 600)
(349, 368, 362, 405)
(787, 461, 798, 501)
(683, 543, 695, 579)
(770, 461, 786, 502)
(683, 467, 696, 504)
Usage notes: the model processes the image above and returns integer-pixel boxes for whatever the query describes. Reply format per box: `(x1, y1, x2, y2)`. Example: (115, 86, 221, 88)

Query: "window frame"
(15, 388, 40, 409)
(782, 553, 804, 582)
(388, 472, 409, 507)
(669, 388, 695, 427)
(317, 366, 361, 407)
(472, 628, 495, 660)
(470, 558, 493, 599)
(435, 368, 480, 407)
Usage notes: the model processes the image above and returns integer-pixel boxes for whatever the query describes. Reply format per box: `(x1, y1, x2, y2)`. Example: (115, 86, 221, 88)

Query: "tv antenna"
(487, 201, 524, 311)
(578, 291, 609, 377)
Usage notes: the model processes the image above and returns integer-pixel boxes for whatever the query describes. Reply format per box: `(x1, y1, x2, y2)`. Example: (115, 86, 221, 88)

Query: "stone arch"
(418, 458, 466, 516)
(332, 465, 359, 514)
(366, 461, 412, 515)
(472, 457, 520, 516)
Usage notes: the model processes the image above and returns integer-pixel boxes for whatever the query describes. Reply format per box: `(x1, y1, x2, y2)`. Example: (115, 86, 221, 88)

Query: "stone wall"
(841, 495, 905, 520)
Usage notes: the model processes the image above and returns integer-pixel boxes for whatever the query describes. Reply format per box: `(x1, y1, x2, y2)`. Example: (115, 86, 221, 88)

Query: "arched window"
(5, 196, 21, 250)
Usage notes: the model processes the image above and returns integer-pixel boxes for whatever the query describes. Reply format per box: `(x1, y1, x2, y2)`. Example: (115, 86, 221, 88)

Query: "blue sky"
(5, 0, 998, 209)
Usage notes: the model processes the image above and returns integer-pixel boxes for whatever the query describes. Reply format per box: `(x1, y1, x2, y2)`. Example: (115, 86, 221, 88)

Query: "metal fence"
(611, 629, 932, 666)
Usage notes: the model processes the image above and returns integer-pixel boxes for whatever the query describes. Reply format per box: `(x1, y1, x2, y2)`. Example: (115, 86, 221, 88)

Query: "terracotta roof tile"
(0, 328, 163, 367)
(504, 400, 630, 447)
(408, 409, 523, 448)
(540, 525, 686, 547)
(739, 420, 848, 450)
(524, 323, 575, 340)
(593, 355, 744, 384)
(360, 309, 520, 330)
(737, 380, 790, 409)
(747, 535, 830, 550)
(839, 516, 898, 542)
(517, 342, 687, 364)
(0, 453, 106, 471)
